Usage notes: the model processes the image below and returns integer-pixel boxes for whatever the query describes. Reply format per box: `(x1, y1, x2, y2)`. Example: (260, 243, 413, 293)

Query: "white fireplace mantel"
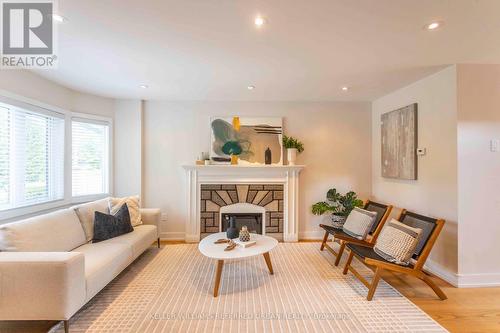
(182, 165, 305, 242)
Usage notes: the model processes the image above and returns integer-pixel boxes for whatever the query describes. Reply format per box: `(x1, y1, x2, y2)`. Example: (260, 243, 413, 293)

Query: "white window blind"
(0, 103, 65, 211)
(72, 118, 110, 197)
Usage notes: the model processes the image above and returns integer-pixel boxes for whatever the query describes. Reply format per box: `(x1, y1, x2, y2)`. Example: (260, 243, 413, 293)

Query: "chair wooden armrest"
(334, 234, 374, 247)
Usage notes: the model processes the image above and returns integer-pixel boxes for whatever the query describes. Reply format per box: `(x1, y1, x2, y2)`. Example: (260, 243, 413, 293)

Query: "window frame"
(71, 114, 113, 203)
(0, 91, 113, 221)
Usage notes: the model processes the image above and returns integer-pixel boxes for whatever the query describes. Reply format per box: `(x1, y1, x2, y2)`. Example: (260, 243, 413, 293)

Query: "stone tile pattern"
(200, 184, 284, 236)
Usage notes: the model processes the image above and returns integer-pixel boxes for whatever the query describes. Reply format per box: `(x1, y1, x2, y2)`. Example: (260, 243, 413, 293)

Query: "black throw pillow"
(93, 203, 134, 242)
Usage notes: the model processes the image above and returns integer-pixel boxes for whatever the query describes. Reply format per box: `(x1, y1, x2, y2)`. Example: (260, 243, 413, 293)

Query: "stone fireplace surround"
(200, 184, 284, 239)
(183, 165, 304, 242)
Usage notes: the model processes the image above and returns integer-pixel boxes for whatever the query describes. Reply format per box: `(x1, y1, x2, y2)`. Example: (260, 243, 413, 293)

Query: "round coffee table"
(198, 232, 278, 297)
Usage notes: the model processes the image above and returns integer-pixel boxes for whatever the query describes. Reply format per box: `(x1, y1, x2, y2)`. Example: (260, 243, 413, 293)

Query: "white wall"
(371, 66, 459, 281)
(142, 101, 372, 240)
(113, 100, 143, 198)
(457, 64, 500, 286)
(0, 70, 114, 117)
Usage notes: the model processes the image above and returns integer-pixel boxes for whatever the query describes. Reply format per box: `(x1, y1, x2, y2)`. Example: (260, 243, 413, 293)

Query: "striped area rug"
(53, 243, 447, 333)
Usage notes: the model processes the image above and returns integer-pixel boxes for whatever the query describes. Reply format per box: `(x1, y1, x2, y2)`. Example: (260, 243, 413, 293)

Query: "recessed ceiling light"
(52, 14, 67, 23)
(342, 86, 349, 91)
(255, 16, 265, 27)
(247, 85, 255, 90)
(426, 22, 441, 30)
(139, 84, 148, 89)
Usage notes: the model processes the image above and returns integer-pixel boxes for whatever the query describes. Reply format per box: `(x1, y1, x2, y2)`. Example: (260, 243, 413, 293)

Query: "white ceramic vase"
(287, 148, 298, 165)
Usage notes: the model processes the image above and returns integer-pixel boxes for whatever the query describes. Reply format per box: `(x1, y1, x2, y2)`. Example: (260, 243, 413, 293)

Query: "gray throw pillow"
(93, 204, 133, 243)
(342, 207, 378, 240)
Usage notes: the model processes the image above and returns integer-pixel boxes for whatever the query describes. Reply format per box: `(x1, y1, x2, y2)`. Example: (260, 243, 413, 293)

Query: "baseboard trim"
(298, 230, 325, 240)
(160, 232, 185, 241)
(456, 272, 500, 288)
(423, 260, 500, 288)
(424, 260, 458, 287)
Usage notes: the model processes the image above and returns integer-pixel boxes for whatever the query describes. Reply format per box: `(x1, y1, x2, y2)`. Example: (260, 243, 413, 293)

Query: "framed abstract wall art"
(210, 116, 283, 165)
(381, 103, 418, 180)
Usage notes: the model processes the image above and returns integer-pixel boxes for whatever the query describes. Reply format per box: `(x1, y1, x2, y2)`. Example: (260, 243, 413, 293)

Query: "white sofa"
(0, 199, 160, 332)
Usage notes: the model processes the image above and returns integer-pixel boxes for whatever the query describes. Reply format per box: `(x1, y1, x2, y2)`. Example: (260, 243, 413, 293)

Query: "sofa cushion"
(0, 208, 87, 252)
(72, 198, 110, 242)
(93, 204, 133, 243)
(102, 225, 157, 259)
(72, 241, 132, 301)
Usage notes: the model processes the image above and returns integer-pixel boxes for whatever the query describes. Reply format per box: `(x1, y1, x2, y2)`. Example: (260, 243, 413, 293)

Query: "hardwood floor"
(381, 271, 500, 333)
(2, 241, 499, 333)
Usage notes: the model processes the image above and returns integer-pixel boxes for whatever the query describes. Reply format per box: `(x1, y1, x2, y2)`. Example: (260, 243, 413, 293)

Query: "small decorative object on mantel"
(282, 135, 304, 166)
(226, 216, 239, 239)
(196, 152, 210, 165)
(211, 157, 231, 165)
(239, 225, 251, 242)
(311, 188, 363, 229)
(265, 147, 272, 165)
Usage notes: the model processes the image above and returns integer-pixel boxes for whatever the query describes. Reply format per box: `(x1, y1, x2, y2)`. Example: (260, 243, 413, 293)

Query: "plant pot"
(331, 214, 346, 229)
(287, 148, 298, 165)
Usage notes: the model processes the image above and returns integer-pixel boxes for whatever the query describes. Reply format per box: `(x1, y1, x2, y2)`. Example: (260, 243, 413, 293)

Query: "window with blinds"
(72, 119, 110, 197)
(0, 102, 65, 211)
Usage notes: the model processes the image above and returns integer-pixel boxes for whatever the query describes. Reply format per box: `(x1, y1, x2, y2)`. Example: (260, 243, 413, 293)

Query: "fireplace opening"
(221, 213, 263, 234)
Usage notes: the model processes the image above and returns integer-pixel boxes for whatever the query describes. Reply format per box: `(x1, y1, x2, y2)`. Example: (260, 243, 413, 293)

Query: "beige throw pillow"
(73, 198, 110, 242)
(374, 219, 422, 266)
(109, 196, 142, 227)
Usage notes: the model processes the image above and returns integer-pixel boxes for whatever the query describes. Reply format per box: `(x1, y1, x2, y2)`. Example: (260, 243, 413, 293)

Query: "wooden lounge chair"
(340, 210, 447, 301)
(319, 200, 393, 266)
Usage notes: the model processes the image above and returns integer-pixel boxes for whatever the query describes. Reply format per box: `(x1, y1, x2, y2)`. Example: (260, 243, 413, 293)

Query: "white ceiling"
(34, 0, 500, 101)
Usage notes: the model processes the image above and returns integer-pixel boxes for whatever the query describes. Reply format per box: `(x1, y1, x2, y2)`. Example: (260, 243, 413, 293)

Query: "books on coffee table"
(233, 239, 257, 248)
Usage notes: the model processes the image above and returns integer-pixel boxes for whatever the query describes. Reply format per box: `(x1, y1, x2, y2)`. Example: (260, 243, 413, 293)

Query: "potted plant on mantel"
(282, 135, 304, 166)
(311, 188, 364, 228)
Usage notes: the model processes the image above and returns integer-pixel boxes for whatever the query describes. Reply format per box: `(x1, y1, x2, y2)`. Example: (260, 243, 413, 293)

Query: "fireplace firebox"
(221, 213, 263, 235)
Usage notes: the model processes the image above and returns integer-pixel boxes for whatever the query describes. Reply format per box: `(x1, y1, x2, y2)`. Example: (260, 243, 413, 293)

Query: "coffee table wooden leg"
(263, 252, 274, 275)
(213, 260, 224, 297)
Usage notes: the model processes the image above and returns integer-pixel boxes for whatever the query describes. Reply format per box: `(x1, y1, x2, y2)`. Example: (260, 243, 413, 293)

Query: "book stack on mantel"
(210, 157, 231, 165)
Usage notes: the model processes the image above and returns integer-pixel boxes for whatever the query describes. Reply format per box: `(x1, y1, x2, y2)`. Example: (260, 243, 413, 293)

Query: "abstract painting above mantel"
(210, 117, 283, 165)
(381, 103, 418, 180)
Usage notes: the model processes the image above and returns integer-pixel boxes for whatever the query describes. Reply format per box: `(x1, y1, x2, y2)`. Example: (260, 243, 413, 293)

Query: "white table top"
(198, 232, 278, 260)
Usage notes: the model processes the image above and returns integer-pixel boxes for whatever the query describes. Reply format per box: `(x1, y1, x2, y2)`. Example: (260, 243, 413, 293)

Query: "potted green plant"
(282, 135, 304, 165)
(311, 188, 364, 228)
